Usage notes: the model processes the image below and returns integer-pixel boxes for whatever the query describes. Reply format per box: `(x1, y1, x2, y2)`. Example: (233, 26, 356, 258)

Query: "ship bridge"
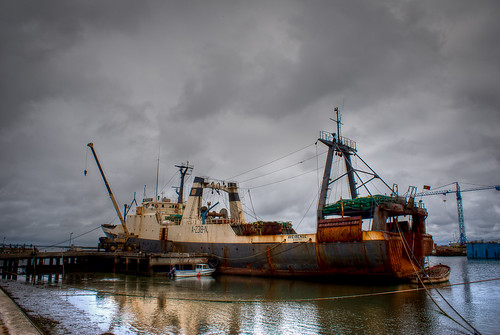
(181, 176, 246, 225)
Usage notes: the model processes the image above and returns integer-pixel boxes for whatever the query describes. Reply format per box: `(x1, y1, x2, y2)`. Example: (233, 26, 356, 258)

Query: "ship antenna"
(329, 107, 342, 141)
(155, 150, 160, 201)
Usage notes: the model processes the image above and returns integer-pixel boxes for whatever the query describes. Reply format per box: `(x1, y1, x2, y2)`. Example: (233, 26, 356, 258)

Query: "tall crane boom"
(87, 142, 130, 237)
(455, 183, 466, 246)
(417, 184, 500, 197)
(417, 182, 500, 246)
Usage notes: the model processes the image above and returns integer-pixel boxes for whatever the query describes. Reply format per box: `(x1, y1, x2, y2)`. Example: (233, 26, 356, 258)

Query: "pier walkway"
(1, 250, 211, 278)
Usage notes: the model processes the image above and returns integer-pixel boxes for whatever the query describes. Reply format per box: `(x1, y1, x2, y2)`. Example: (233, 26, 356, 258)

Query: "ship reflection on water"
(1, 256, 499, 334)
(62, 274, 435, 335)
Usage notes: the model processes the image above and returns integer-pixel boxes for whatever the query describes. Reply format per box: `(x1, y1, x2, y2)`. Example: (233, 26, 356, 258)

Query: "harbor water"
(1, 256, 499, 334)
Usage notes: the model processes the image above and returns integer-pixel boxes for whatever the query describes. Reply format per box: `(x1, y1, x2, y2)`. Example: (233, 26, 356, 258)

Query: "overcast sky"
(1, 0, 499, 247)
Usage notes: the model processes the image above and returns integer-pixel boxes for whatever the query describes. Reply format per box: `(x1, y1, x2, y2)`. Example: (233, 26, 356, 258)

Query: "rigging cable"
(294, 192, 318, 231)
(237, 188, 261, 221)
(45, 225, 103, 248)
(247, 189, 260, 221)
(316, 142, 320, 201)
(227, 143, 315, 180)
(431, 182, 457, 192)
(329, 152, 342, 204)
(84, 146, 89, 176)
(238, 150, 326, 184)
(241, 206, 261, 221)
(396, 223, 482, 334)
(158, 170, 178, 196)
(247, 166, 324, 190)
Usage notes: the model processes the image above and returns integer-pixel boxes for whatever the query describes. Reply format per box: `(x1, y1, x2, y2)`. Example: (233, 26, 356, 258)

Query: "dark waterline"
(1, 256, 499, 334)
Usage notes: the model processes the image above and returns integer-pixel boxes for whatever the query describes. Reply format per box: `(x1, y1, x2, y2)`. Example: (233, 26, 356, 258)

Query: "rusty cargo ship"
(97, 109, 434, 280)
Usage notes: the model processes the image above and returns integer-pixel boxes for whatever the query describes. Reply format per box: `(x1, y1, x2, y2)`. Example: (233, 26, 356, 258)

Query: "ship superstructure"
(96, 161, 191, 252)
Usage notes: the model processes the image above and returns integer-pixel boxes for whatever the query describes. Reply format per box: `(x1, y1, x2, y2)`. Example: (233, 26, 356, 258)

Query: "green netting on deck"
(165, 214, 183, 222)
(323, 195, 395, 215)
(250, 221, 293, 229)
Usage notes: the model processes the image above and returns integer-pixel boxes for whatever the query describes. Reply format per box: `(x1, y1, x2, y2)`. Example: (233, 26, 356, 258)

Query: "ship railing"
(319, 131, 356, 151)
(199, 177, 240, 189)
(181, 219, 199, 225)
(319, 131, 333, 142)
(339, 136, 356, 151)
(181, 218, 235, 225)
(206, 218, 235, 225)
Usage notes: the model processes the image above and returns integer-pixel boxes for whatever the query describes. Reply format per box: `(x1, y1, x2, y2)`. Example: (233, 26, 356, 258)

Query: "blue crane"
(417, 182, 500, 246)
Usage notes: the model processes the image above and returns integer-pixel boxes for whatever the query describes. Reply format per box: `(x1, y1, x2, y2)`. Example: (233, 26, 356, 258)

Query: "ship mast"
(175, 161, 193, 204)
(317, 107, 358, 222)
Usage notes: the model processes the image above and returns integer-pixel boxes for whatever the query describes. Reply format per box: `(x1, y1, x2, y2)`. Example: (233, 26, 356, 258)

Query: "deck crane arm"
(87, 143, 130, 237)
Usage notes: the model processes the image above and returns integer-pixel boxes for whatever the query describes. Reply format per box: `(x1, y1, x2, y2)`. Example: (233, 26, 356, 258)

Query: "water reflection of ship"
(98, 276, 217, 334)
(98, 108, 434, 281)
(97, 275, 436, 334)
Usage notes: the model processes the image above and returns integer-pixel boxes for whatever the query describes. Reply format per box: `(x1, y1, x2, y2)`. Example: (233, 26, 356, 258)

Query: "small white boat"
(170, 264, 216, 278)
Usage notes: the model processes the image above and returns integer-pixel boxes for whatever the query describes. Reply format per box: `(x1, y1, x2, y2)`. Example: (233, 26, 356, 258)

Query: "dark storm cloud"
(173, 46, 247, 120)
(172, 0, 444, 121)
(286, 1, 441, 110)
(0, 0, 148, 125)
(0, 0, 499, 246)
(0, 0, 157, 245)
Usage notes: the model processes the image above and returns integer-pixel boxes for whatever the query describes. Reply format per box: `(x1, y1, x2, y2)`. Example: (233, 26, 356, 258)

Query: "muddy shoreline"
(0, 280, 106, 335)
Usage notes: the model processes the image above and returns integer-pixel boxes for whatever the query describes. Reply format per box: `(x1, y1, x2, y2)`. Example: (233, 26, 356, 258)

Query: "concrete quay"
(0, 286, 41, 335)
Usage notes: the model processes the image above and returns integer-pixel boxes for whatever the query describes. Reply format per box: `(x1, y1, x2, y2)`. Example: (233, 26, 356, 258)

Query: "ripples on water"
(1, 256, 499, 334)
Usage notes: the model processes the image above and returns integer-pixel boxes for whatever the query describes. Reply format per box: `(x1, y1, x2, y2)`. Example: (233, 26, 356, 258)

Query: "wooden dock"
(0, 248, 211, 279)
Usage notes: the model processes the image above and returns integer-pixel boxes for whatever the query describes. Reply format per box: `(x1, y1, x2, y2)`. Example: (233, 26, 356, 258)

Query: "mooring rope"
(396, 223, 482, 335)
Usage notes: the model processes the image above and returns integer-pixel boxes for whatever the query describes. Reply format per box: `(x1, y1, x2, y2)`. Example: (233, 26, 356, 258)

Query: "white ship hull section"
(166, 223, 315, 244)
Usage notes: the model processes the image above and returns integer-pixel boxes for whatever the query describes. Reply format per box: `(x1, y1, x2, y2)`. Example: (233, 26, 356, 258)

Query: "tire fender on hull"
(208, 256, 220, 268)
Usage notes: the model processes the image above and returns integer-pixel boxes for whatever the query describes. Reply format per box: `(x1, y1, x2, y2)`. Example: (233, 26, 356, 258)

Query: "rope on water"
(55, 276, 500, 304)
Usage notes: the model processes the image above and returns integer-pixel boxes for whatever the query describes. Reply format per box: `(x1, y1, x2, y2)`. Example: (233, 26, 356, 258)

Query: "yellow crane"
(87, 143, 136, 251)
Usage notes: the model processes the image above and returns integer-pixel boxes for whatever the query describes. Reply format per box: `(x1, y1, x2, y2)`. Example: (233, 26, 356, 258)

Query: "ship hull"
(129, 233, 433, 280)
(128, 237, 163, 253)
